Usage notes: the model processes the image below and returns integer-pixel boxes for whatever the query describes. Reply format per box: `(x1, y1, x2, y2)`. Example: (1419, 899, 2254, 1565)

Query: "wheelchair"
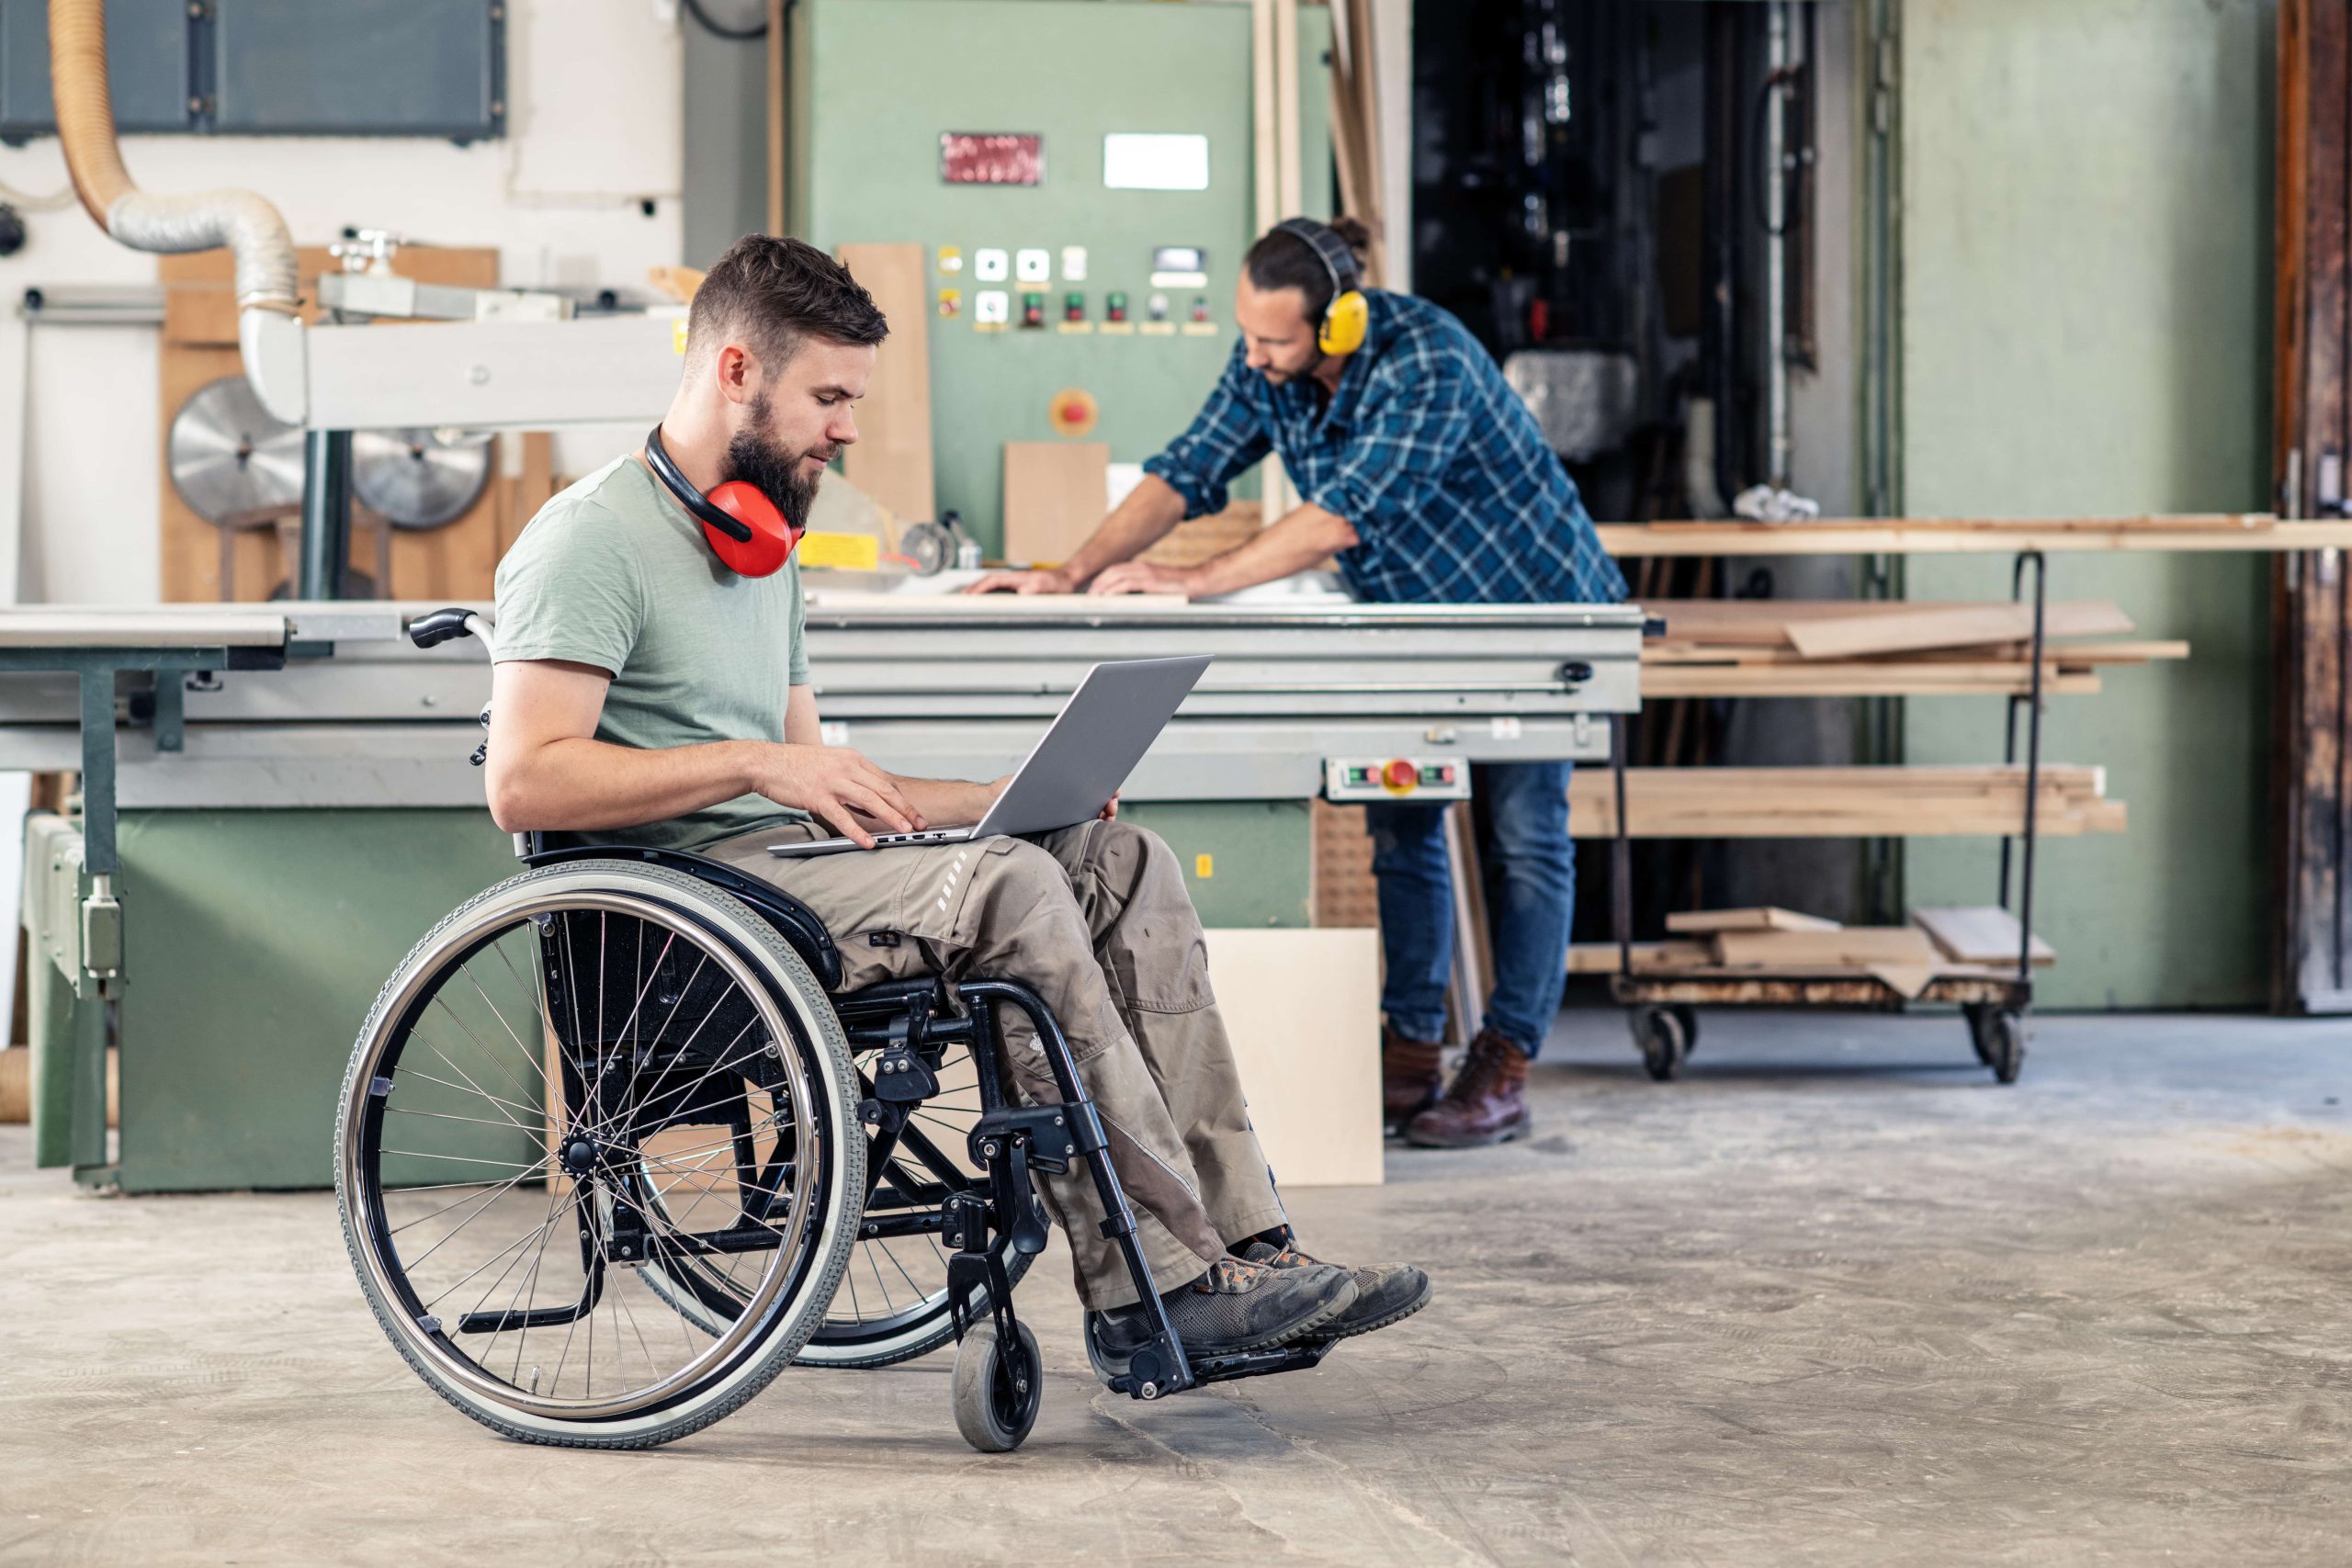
(334, 609, 1327, 1452)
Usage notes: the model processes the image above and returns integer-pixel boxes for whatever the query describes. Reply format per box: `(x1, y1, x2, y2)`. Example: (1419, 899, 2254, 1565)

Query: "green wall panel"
(1118, 799, 1312, 930)
(114, 809, 526, 1192)
(792, 0, 1332, 552)
(1897, 0, 2274, 1008)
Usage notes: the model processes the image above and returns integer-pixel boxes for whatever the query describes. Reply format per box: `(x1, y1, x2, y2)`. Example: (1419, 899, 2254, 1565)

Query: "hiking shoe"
(1083, 1254, 1356, 1383)
(1240, 1240, 1432, 1341)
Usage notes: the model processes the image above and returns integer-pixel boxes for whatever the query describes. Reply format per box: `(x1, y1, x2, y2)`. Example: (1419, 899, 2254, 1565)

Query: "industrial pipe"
(47, 0, 306, 423)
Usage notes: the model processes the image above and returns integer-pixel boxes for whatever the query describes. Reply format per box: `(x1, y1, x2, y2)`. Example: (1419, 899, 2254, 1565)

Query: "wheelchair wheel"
(952, 1317, 1043, 1454)
(636, 998, 1036, 1369)
(334, 861, 865, 1449)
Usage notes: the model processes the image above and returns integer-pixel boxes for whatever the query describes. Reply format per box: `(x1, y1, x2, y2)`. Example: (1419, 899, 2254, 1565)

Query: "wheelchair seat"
(517, 840, 844, 991)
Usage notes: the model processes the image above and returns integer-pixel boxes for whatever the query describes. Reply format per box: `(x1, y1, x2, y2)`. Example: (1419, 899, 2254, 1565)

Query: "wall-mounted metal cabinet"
(0, 0, 503, 144)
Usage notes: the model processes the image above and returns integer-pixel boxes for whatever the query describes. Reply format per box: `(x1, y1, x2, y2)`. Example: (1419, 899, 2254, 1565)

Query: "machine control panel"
(1324, 758, 1474, 804)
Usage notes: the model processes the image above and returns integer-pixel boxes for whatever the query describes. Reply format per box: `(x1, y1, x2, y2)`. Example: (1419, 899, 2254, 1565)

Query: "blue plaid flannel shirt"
(1143, 289, 1626, 605)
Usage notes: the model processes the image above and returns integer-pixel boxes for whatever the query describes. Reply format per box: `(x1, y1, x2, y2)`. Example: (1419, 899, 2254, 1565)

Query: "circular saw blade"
(351, 427, 494, 530)
(168, 376, 307, 527)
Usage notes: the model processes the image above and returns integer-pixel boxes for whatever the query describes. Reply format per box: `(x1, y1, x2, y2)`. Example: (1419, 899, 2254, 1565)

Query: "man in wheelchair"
(485, 235, 1430, 1382)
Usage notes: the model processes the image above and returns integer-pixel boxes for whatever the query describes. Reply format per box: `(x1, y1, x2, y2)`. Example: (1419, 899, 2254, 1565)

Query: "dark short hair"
(1242, 215, 1372, 319)
(686, 234, 889, 372)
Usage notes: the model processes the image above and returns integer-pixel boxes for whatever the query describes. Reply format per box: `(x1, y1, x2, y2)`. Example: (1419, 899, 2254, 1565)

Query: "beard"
(724, 390, 832, 529)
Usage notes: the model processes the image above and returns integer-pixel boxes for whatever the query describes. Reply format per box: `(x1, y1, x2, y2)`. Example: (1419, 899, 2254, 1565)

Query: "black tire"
(952, 1318, 1043, 1453)
(334, 861, 864, 1449)
(1669, 1004, 1700, 1057)
(1984, 1010, 2026, 1085)
(1962, 1003, 1995, 1066)
(1629, 1006, 1688, 1081)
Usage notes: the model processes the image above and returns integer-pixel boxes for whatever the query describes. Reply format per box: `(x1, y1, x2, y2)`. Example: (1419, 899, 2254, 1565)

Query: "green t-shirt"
(492, 454, 810, 852)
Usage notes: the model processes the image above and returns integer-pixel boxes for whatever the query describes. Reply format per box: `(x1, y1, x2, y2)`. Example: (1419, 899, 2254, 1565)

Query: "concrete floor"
(2, 1007, 2349, 1566)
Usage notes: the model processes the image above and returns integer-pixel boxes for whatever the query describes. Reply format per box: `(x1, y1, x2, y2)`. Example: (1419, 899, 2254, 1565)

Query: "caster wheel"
(1669, 1004, 1699, 1058)
(953, 1318, 1042, 1453)
(1629, 1006, 1689, 1082)
(1982, 1010, 2026, 1085)
(1962, 1003, 1995, 1066)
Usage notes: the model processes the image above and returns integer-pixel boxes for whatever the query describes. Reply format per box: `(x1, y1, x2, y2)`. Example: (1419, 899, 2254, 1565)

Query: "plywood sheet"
(1002, 442, 1110, 566)
(1206, 928, 1382, 1187)
(1665, 907, 1840, 934)
(1915, 906, 2056, 966)
(1786, 600, 2133, 660)
(834, 243, 935, 524)
(1712, 926, 1939, 968)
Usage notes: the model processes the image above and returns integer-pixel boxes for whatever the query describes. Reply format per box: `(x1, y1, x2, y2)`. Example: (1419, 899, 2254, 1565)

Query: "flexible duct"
(48, 0, 305, 421)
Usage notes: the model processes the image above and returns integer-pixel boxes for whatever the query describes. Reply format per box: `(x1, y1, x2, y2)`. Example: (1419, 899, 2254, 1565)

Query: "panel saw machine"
(5, 2, 1644, 1190)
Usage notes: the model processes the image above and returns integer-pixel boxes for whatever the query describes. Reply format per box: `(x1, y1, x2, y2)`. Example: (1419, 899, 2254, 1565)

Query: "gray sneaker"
(1239, 1240, 1431, 1341)
(1084, 1254, 1356, 1382)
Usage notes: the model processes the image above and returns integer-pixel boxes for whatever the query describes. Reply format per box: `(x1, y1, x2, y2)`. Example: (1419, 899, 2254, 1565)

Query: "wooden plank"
(1643, 663, 2103, 699)
(1600, 516, 2352, 557)
(1208, 929, 1383, 1186)
(1915, 906, 2056, 967)
(1142, 501, 1262, 569)
(1568, 766, 2126, 840)
(1001, 442, 1110, 566)
(1665, 907, 1840, 934)
(834, 243, 935, 524)
(1785, 600, 2132, 660)
(1713, 926, 1939, 968)
(1566, 941, 1713, 975)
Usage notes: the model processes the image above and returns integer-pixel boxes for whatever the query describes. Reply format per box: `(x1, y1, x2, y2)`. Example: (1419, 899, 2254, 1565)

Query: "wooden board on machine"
(1600, 515, 2352, 557)
(1567, 765, 2126, 839)
(158, 245, 508, 603)
(1002, 441, 1109, 566)
(834, 243, 934, 525)
(1635, 597, 2187, 699)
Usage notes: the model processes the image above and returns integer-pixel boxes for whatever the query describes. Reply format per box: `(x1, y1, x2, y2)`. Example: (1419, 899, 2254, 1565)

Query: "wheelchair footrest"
(1106, 1337, 1332, 1401)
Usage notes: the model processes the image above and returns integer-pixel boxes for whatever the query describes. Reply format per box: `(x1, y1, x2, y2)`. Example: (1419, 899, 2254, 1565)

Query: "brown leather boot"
(1381, 1022, 1445, 1133)
(1405, 1029, 1532, 1148)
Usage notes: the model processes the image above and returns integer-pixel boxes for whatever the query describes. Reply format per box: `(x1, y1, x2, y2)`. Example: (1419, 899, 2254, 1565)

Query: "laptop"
(767, 655, 1212, 858)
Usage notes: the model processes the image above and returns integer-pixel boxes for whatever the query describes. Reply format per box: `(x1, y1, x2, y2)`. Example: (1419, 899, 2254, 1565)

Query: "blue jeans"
(1366, 761, 1574, 1059)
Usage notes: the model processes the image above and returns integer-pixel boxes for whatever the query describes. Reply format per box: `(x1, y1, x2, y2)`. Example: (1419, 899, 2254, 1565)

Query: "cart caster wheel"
(1981, 1010, 2026, 1084)
(1630, 1006, 1689, 1081)
(1669, 1004, 1699, 1058)
(1962, 1003, 1995, 1066)
(953, 1318, 1042, 1453)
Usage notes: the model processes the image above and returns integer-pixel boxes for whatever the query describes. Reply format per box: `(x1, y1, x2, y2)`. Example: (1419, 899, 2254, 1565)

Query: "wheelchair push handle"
(406, 606, 496, 656)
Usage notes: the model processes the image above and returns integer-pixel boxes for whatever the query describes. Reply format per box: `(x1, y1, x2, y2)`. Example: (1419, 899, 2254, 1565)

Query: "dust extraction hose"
(48, 0, 303, 412)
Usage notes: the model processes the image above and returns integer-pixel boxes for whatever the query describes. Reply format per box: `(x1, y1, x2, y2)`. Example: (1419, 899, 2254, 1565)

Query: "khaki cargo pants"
(705, 818, 1287, 1310)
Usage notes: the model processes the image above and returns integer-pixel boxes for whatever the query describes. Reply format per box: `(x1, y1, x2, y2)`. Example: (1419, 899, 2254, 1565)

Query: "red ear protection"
(643, 423, 802, 577)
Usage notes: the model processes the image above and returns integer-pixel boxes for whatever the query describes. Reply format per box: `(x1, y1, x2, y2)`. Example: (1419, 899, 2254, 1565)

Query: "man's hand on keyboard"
(756, 745, 922, 849)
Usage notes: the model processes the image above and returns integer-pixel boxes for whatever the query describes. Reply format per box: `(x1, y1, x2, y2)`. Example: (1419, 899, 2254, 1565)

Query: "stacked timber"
(1567, 765, 2124, 839)
(1567, 905, 2053, 998)
(1639, 598, 2188, 698)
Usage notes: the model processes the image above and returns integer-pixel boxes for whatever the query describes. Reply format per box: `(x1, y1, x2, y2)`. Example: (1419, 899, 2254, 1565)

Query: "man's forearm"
(889, 773, 997, 828)
(491, 736, 764, 833)
(1057, 475, 1190, 586)
(1184, 502, 1360, 598)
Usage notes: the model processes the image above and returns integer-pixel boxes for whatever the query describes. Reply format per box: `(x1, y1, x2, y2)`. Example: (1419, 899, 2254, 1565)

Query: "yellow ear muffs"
(1319, 288, 1369, 355)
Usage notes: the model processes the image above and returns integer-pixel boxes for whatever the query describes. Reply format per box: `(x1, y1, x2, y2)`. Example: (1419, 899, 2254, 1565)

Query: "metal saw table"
(0, 594, 1644, 1190)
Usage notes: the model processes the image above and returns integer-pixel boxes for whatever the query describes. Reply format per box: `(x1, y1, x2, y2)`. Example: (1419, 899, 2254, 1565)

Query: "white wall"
(0, 0, 687, 605)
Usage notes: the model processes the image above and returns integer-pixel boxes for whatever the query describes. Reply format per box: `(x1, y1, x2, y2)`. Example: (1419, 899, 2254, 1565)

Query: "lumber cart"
(1605, 551, 2051, 1085)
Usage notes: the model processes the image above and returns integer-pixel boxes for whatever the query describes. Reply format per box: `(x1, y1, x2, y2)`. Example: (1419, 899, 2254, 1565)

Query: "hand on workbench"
(755, 744, 923, 849)
(965, 567, 1078, 595)
(1088, 560, 1192, 598)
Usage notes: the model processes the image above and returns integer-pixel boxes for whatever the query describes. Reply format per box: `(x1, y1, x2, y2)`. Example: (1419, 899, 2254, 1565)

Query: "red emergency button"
(1381, 759, 1419, 795)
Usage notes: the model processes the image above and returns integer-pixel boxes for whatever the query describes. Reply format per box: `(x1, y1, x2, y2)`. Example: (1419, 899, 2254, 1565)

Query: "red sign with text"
(940, 133, 1044, 186)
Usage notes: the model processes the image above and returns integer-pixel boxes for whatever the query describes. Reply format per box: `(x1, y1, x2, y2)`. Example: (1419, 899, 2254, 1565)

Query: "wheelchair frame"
(525, 839, 1329, 1408)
